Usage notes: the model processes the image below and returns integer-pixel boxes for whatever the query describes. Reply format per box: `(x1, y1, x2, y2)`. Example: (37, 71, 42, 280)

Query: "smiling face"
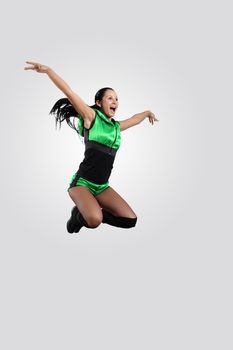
(96, 89, 119, 119)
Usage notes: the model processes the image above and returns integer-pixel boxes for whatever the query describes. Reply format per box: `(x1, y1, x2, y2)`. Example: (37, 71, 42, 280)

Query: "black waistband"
(85, 141, 117, 156)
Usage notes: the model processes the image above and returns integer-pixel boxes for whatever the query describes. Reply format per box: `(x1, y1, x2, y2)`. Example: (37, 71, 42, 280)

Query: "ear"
(96, 100, 101, 107)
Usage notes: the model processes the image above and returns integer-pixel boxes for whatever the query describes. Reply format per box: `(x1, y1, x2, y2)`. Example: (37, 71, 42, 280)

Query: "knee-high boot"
(102, 209, 137, 228)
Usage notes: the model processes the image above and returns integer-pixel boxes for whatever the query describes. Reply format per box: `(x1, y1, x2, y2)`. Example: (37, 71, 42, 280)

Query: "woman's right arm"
(24, 61, 95, 122)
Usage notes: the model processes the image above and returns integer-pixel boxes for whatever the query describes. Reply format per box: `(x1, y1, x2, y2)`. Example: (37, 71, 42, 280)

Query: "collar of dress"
(93, 108, 116, 125)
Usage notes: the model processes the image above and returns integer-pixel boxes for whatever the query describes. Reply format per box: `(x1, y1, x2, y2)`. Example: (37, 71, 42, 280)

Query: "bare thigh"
(68, 186, 103, 227)
(95, 187, 137, 218)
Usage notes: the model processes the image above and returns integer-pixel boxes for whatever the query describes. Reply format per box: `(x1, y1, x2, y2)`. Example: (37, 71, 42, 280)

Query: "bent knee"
(86, 214, 102, 228)
(120, 216, 137, 228)
(128, 212, 137, 226)
(128, 216, 137, 228)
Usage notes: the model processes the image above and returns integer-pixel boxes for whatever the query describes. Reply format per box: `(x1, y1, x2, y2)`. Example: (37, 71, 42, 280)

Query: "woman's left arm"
(119, 111, 159, 131)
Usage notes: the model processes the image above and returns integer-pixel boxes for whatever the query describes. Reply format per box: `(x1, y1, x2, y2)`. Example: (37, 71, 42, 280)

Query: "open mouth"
(110, 107, 116, 113)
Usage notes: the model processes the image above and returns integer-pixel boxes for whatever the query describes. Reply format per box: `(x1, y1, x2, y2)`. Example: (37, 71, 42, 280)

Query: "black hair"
(49, 98, 78, 131)
(90, 87, 114, 110)
(49, 87, 114, 134)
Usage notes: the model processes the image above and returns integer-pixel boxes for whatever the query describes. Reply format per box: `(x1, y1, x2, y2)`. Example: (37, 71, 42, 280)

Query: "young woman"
(24, 61, 158, 233)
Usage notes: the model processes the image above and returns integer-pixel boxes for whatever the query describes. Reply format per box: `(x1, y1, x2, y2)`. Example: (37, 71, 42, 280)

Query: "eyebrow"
(107, 95, 118, 99)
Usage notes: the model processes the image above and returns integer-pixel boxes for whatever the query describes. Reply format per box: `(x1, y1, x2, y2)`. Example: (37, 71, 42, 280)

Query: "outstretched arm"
(119, 111, 158, 131)
(24, 61, 95, 122)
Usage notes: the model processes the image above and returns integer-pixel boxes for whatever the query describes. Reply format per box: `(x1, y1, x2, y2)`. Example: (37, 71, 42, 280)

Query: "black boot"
(102, 210, 137, 228)
(67, 206, 87, 233)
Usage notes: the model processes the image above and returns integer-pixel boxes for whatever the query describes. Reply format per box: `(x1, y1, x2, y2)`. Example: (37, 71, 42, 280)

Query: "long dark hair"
(49, 87, 114, 135)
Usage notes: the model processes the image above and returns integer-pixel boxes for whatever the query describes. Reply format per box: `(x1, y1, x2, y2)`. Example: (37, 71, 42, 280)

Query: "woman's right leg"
(68, 186, 103, 229)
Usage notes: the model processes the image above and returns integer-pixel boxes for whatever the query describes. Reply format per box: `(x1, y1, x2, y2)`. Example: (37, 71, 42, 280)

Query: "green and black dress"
(68, 108, 121, 196)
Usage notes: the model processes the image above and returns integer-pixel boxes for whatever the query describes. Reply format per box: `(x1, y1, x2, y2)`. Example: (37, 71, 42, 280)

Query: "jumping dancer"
(24, 61, 158, 233)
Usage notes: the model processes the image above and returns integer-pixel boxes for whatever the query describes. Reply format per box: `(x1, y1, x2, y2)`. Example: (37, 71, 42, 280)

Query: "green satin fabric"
(69, 175, 109, 196)
(77, 108, 121, 150)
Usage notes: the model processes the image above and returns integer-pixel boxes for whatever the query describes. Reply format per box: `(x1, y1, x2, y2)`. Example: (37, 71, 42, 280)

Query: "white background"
(0, 0, 232, 349)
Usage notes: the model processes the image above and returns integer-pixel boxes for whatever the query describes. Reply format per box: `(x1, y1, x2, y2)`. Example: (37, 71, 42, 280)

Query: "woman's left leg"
(95, 187, 137, 228)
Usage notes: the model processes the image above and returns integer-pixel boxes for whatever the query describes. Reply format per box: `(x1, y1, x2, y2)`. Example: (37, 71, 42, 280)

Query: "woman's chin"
(106, 113, 114, 119)
(109, 111, 116, 118)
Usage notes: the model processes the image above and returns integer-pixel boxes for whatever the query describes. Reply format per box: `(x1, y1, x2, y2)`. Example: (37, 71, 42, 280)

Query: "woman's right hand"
(24, 61, 50, 73)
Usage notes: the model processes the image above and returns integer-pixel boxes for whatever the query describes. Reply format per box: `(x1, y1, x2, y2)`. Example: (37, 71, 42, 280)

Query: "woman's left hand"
(148, 111, 159, 125)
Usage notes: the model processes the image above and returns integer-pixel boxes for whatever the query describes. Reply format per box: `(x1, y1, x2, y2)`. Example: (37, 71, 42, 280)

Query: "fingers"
(24, 61, 41, 71)
(149, 113, 159, 125)
(25, 61, 38, 65)
(24, 66, 35, 70)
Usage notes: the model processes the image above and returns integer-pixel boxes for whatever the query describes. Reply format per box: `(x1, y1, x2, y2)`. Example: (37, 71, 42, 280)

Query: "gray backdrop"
(0, 0, 232, 349)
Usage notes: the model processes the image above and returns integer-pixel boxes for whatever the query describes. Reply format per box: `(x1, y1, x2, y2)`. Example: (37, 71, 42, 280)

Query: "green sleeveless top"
(78, 108, 121, 150)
